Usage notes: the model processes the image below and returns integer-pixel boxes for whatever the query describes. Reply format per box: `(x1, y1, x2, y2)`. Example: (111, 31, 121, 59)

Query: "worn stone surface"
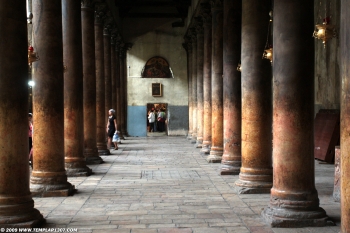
(32, 136, 340, 232)
(207, 1, 224, 163)
(186, 40, 193, 140)
(262, 0, 328, 227)
(340, 2, 350, 231)
(235, 0, 272, 193)
(31, 0, 75, 196)
(191, 30, 198, 144)
(62, 0, 92, 177)
(104, 29, 112, 125)
(220, 0, 242, 175)
(81, 3, 103, 164)
(0, 0, 44, 227)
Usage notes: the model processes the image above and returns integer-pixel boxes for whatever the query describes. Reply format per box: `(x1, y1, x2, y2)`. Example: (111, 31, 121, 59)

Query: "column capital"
(189, 28, 197, 44)
(103, 13, 114, 35)
(195, 18, 204, 35)
(200, 3, 212, 26)
(94, 3, 107, 24)
(210, 0, 223, 9)
(184, 35, 193, 53)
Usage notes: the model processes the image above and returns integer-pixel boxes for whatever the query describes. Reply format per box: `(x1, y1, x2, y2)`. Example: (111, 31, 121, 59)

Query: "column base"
(220, 164, 240, 175)
(207, 148, 223, 163)
(98, 149, 110, 155)
(261, 206, 331, 228)
(0, 199, 45, 228)
(187, 132, 192, 140)
(30, 174, 76, 197)
(200, 143, 211, 155)
(66, 167, 92, 177)
(235, 179, 272, 194)
(86, 156, 103, 165)
(195, 139, 203, 148)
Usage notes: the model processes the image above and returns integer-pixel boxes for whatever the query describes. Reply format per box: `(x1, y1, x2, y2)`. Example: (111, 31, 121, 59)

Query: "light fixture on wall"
(262, 11, 273, 64)
(237, 61, 241, 72)
(313, 1, 336, 47)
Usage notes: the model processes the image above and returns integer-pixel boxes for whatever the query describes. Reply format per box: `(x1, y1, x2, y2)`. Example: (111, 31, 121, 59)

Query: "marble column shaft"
(207, 0, 224, 163)
(191, 31, 198, 144)
(0, 0, 43, 226)
(201, 10, 212, 155)
(186, 38, 193, 140)
(196, 23, 204, 148)
(81, 1, 103, 164)
(62, 0, 92, 176)
(31, 0, 75, 197)
(262, 0, 328, 227)
(104, 28, 112, 121)
(220, 0, 242, 175)
(340, 0, 350, 231)
(95, 13, 109, 155)
(111, 39, 116, 110)
(235, 0, 272, 192)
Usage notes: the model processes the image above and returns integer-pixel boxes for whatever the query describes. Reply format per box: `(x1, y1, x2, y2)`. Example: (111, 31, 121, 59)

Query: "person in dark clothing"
(106, 109, 118, 150)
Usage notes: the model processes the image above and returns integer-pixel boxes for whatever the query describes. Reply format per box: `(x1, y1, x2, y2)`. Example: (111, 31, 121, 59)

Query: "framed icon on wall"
(152, 83, 162, 97)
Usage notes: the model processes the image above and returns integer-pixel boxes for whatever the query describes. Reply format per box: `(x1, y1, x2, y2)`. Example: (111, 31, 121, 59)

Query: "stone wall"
(126, 25, 188, 136)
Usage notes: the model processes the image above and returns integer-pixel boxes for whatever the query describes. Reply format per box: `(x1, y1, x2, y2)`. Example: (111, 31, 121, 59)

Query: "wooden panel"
(314, 109, 340, 163)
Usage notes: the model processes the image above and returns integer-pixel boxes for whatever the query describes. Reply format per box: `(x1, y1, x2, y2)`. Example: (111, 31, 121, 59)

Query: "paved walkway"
(35, 136, 341, 233)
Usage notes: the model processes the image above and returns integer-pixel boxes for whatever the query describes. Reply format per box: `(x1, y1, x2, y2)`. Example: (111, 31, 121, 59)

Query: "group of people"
(148, 108, 166, 132)
(28, 109, 121, 168)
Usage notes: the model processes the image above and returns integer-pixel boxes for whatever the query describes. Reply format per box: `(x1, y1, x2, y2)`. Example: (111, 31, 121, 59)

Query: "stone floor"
(34, 136, 341, 233)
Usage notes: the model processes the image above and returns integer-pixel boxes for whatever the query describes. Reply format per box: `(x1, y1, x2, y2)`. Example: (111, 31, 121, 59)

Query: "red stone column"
(195, 22, 204, 148)
(220, 0, 242, 175)
(200, 6, 212, 155)
(190, 29, 198, 144)
(115, 40, 122, 130)
(185, 36, 193, 140)
(261, 0, 328, 227)
(31, 0, 75, 196)
(207, 0, 223, 163)
(234, 0, 272, 191)
(95, 6, 109, 155)
(104, 23, 112, 124)
(0, 0, 44, 226)
(62, 0, 92, 176)
(340, 1, 350, 231)
(82, 0, 103, 164)
(111, 34, 117, 110)
(119, 46, 127, 137)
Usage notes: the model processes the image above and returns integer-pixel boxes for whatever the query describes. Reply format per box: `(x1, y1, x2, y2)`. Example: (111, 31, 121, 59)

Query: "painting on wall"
(141, 56, 173, 78)
(152, 83, 162, 97)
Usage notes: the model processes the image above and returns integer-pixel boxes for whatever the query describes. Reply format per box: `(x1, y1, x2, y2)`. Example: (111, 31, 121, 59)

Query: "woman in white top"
(148, 108, 155, 132)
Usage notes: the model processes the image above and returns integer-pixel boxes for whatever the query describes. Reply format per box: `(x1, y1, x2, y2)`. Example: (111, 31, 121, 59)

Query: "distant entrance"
(147, 103, 168, 136)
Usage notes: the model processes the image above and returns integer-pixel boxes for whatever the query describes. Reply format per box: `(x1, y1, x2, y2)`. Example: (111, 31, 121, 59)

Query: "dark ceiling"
(115, 0, 192, 27)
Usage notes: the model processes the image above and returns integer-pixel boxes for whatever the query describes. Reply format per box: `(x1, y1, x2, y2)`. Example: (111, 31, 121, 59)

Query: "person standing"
(106, 109, 117, 149)
(148, 108, 156, 132)
(28, 113, 33, 167)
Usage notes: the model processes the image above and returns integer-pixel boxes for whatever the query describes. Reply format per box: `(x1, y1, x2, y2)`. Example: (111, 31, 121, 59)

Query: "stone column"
(195, 21, 204, 148)
(340, 0, 350, 231)
(220, 0, 242, 175)
(207, 0, 223, 163)
(262, 0, 328, 227)
(0, 0, 43, 226)
(119, 46, 127, 137)
(95, 5, 109, 155)
(185, 36, 193, 140)
(82, 0, 103, 164)
(31, 0, 75, 196)
(234, 0, 272, 191)
(111, 33, 117, 110)
(200, 5, 212, 155)
(62, 0, 92, 176)
(115, 39, 122, 128)
(191, 29, 198, 144)
(104, 19, 112, 121)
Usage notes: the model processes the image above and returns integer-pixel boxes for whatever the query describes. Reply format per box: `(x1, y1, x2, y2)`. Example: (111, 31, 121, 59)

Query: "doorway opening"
(147, 103, 168, 136)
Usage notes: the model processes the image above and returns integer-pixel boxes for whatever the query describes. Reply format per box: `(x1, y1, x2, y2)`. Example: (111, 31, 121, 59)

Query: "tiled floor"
(34, 136, 341, 233)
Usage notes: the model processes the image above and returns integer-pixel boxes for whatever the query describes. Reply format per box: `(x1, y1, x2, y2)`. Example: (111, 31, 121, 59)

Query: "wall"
(126, 25, 189, 137)
(314, 0, 341, 114)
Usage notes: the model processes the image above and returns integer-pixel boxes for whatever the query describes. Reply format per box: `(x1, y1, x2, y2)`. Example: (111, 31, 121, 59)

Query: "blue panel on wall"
(127, 106, 147, 137)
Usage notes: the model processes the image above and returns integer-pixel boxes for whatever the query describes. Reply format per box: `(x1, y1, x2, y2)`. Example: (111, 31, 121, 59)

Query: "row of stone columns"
(0, 0, 129, 227)
(184, 0, 332, 228)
